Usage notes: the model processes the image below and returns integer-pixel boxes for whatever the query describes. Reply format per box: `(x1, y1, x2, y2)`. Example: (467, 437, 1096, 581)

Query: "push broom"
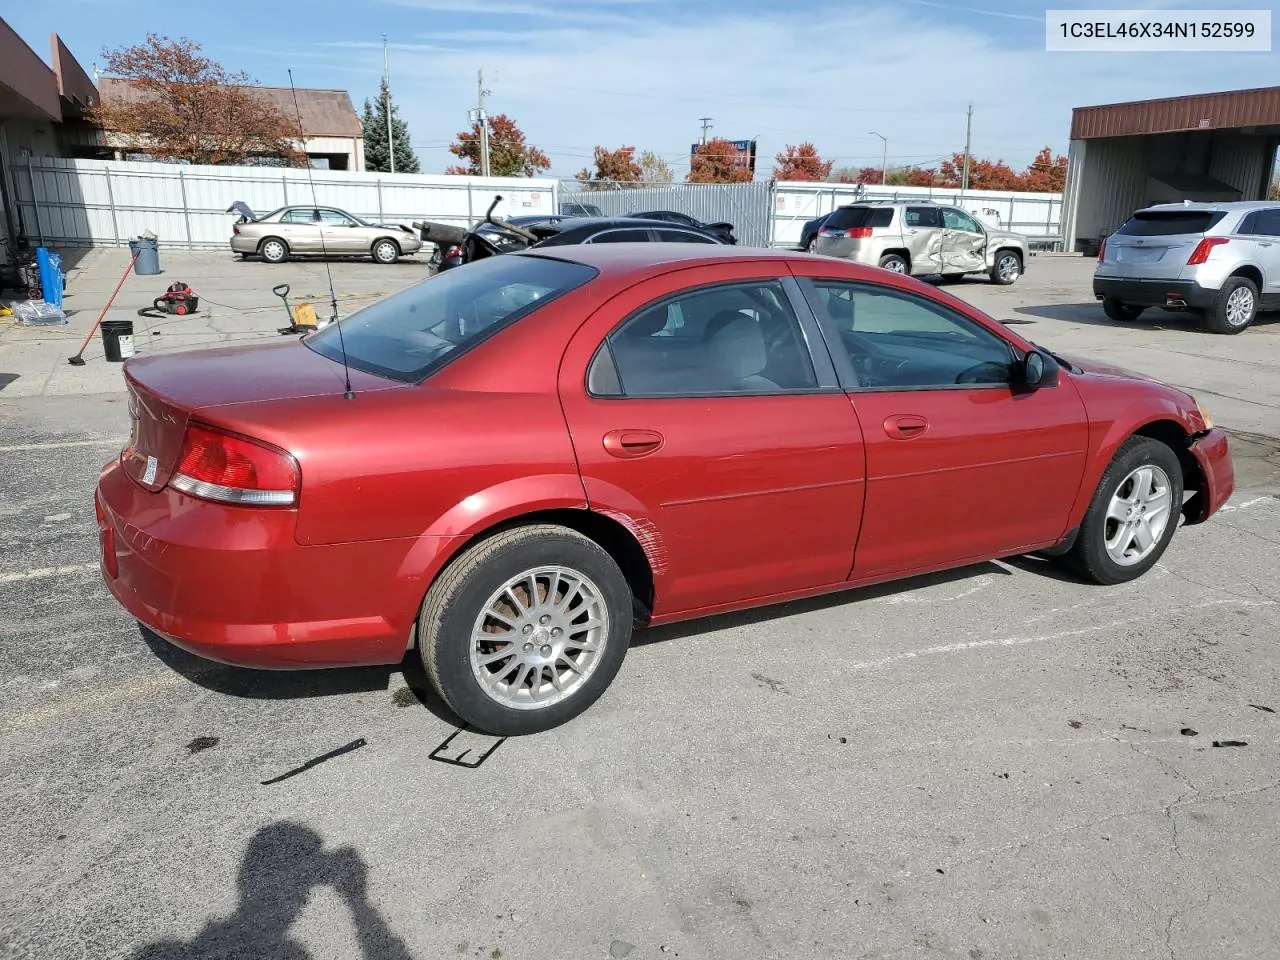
(68, 252, 139, 366)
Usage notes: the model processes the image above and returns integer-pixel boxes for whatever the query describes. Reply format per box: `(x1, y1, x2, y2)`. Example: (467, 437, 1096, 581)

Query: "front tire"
(1063, 436, 1183, 585)
(989, 250, 1021, 285)
(878, 253, 909, 274)
(1103, 298, 1144, 323)
(372, 239, 400, 264)
(1205, 276, 1257, 334)
(419, 525, 634, 736)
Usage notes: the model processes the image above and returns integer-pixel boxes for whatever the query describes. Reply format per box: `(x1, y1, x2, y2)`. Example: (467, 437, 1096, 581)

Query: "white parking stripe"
(0, 439, 122, 453)
(0, 563, 99, 584)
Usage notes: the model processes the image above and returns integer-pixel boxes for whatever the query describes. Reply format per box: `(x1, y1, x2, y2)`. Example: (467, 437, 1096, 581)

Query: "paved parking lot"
(2, 250, 1279, 959)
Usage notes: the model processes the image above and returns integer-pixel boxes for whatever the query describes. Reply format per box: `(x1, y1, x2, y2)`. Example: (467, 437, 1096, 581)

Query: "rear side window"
(589, 229, 652, 243)
(655, 229, 716, 243)
(1117, 211, 1228, 236)
(1239, 209, 1280, 237)
(905, 206, 941, 228)
(306, 255, 597, 383)
(826, 206, 894, 230)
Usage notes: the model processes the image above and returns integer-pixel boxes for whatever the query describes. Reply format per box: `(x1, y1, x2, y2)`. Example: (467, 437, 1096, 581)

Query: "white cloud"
(350, 1, 1280, 177)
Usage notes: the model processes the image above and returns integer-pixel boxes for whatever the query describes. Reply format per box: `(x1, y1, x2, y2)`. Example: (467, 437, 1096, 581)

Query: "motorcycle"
(413, 196, 542, 274)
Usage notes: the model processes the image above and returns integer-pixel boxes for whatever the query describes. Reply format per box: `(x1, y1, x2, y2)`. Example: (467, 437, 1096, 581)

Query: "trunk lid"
(121, 340, 403, 492)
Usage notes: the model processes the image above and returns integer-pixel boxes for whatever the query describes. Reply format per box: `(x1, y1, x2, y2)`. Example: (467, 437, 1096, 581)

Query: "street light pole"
(383, 34, 395, 174)
(869, 131, 887, 184)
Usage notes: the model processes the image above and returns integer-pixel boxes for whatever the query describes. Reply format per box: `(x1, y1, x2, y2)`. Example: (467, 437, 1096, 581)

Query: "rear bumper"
(229, 236, 257, 254)
(1093, 277, 1217, 309)
(1184, 427, 1234, 524)
(96, 459, 462, 669)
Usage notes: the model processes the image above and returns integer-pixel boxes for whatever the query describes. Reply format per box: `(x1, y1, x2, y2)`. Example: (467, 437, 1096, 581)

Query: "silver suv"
(1094, 201, 1279, 334)
(812, 200, 1028, 285)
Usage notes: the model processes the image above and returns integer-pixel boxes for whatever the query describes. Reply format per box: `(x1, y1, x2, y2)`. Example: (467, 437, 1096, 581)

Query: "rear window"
(1117, 211, 1227, 236)
(826, 206, 894, 229)
(306, 255, 597, 383)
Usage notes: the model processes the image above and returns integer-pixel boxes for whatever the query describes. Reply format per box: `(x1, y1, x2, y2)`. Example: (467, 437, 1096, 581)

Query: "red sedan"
(96, 245, 1234, 735)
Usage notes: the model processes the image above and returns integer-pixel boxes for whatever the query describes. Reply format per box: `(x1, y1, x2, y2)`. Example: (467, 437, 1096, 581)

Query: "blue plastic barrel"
(35, 247, 64, 309)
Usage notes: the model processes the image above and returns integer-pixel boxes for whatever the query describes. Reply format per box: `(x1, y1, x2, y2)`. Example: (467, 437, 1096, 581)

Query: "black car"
(799, 212, 833, 252)
(528, 217, 725, 247)
(625, 210, 736, 244)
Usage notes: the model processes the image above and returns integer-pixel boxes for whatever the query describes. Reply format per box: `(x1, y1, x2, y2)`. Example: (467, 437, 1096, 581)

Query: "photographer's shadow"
(130, 822, 414, 960)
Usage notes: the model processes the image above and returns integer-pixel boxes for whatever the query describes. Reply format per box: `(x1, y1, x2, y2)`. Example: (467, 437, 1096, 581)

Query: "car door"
(557, 263, 866, 617)
(318, 208, 363, 253)
(279, 207, 321, 253)
(940, 207, 987, 274)
(792, 270, 1090, 579)
(1239, 208, 1280, 306)
(903, 206, 944, 275)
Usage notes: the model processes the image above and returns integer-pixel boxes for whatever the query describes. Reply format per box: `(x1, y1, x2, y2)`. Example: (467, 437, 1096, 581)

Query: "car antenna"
(288, 68, 354, 400)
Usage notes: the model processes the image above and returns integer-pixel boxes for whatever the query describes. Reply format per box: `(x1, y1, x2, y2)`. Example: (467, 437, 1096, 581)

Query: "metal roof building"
(1061, 86, 1280, 254)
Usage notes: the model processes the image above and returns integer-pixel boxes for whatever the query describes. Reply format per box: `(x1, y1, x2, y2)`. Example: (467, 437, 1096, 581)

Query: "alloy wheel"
(469, 565, 610, 710)
(1104, 465, 1173, 566)
(1226, 286, 1254, 327)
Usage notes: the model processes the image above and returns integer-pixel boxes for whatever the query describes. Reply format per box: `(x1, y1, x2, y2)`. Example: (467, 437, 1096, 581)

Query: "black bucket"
(101, 319, 136, 363)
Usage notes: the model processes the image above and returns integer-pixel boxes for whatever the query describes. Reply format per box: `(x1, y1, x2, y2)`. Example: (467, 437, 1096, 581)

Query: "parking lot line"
(0, 562, 98, 584)
(0, 439, 121, 453)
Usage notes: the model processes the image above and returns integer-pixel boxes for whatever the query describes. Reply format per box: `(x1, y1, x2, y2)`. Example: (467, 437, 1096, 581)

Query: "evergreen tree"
(362, 79, 420, 174)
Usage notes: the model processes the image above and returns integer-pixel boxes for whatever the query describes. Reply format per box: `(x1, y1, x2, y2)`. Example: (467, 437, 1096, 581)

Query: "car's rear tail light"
(1187, 237, 1228, 265)
(233, 224, 241, 235)
(1097, 237, 1107, 261)
(845, 226, 874, 239)
(170, 424, 299, 506)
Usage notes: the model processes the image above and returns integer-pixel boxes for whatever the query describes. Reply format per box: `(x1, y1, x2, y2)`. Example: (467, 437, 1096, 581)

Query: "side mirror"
(1020, 349, 1059, 389)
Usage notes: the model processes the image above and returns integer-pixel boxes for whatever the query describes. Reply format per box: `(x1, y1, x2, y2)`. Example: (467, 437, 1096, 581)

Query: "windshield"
(306, 255, 597, 383)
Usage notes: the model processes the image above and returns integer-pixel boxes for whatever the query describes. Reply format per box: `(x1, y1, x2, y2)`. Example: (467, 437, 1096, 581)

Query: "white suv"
(1093, 201, 1280, 334)
(812, 201, 1029, 285)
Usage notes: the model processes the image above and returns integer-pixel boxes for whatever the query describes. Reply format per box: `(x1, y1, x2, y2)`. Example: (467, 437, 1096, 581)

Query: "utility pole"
(961, 103, 973, 193)
(382, 34, 395, 174)
(477, 70, 491, 178)
(870, 131, 887, 185)
(698, 117, 713, 145)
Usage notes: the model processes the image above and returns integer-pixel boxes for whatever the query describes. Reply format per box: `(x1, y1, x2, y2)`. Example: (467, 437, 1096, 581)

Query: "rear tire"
(1063, 436, 1183, 585)
(419, 524, 634, 736)
(1102, 298, 1144, 323)
(259, 238, 289, 264)
(878, 253, 909, 274)
(1205, 276, 1257, 334)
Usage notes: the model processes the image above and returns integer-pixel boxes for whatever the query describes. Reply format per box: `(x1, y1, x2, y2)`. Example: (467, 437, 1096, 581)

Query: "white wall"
(14, 157, 560, 249)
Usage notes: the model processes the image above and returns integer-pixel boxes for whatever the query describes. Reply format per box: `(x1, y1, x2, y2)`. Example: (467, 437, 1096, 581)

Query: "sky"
(8, 0, 1280, 179)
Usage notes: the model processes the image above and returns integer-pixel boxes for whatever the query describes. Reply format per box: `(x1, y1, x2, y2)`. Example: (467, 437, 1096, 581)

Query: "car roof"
(1138, 200, 1280, 213)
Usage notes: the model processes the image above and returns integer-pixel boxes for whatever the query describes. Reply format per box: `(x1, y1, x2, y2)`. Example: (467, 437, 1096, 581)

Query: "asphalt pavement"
(2, 253, 1279, 960)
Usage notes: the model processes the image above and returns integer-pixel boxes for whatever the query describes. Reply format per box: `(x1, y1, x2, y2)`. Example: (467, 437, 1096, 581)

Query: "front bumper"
(1184, 427, 1234, 524)
(1093, 277, 1218, 310)
(96, 459, 461, 669)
